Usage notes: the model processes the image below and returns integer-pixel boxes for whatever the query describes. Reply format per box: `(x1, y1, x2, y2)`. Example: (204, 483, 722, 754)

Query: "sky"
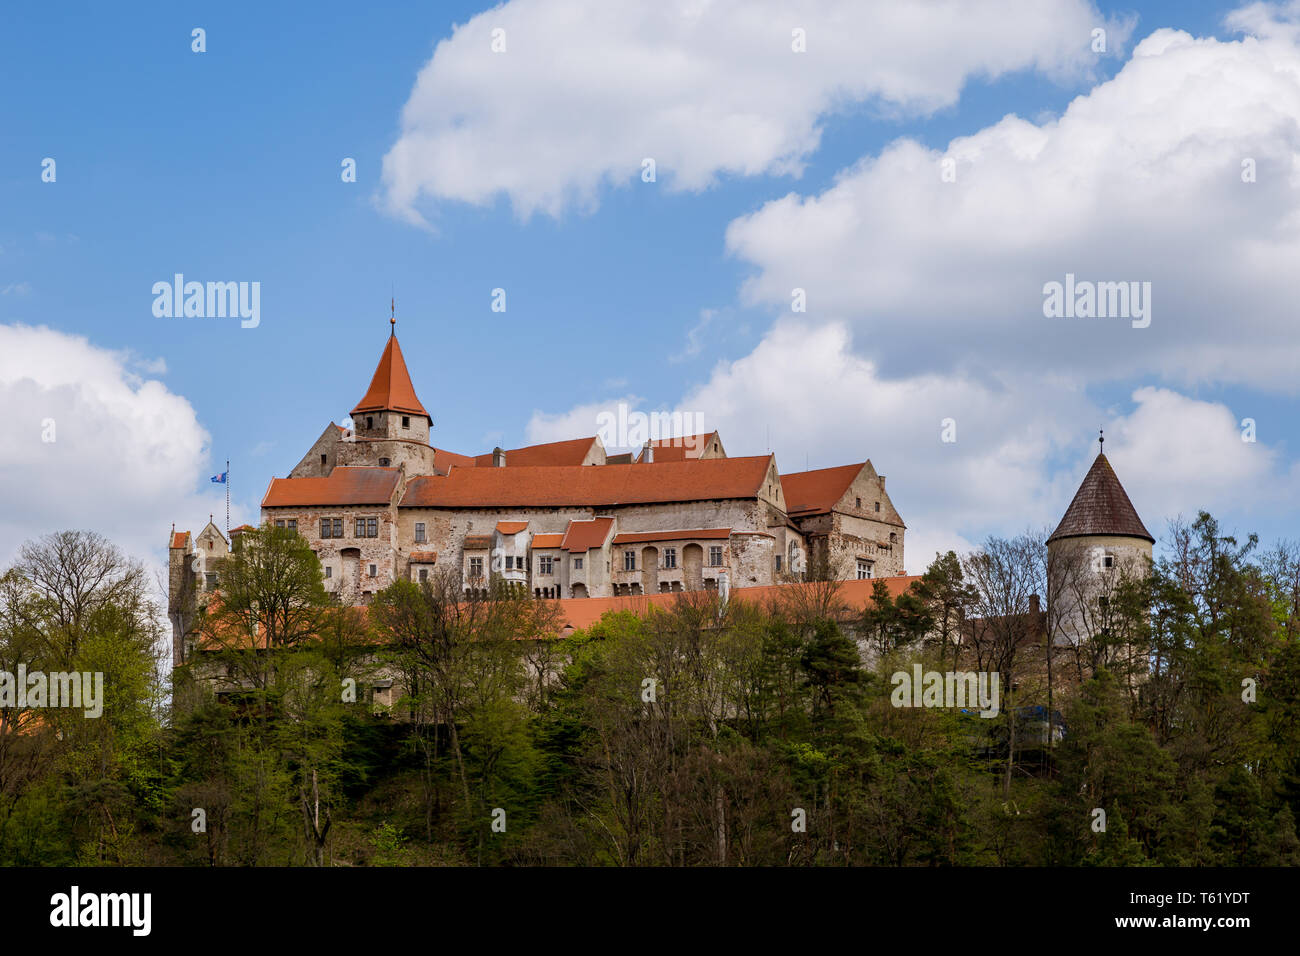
(1, 0, 1297, 579)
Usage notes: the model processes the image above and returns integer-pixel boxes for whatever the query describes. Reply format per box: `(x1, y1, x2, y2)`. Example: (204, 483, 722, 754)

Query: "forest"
(0, 513, 1297, 867)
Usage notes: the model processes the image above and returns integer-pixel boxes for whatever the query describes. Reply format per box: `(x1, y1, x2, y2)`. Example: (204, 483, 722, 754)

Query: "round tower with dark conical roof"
(1047, 433, 1154, 645)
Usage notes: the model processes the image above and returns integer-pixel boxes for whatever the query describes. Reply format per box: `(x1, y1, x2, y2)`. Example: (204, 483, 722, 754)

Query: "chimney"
(1029, 593, 1041, 615)
(644, 444, 654, 463)
(492, 447, 506, 468)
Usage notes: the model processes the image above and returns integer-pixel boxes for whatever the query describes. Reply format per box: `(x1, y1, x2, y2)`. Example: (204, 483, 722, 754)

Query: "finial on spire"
(390, 296, 396, 333)
(1099, 427, 1104, 451)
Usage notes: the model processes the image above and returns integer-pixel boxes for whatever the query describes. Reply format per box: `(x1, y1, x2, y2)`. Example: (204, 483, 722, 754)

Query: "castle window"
(709, 545, 723, 566)
(287, 520, 296, 532)
(573, 557, 583, 570)
(1102, 553, 1115, 569)
(402, 416, 411, 429)
(205, 572, 218, 589)
(418, 569, 428, 583)
(663, 548, 677, 570)
(890, 532, 897, 546)
(368, 564, 377, 578)
(623, 551, 636, 571)
(324, 567, 332, 579)
(275, 519, 285, 528)
(539, 555, 554, 575)
(856, 497, 862, 509)
(875, 501, 881, 512)
(775, 554, 782, 572)
(857, 559, 873, 580)
(320, 519, 331, 538)
(379, 457, 391, 467)
(469, 557, 483, 579)
(333, 518, 343, 538)
(366, 416, 373, 429)
(367, 517, 378, 537)
(415, 522, 426, 543)
(320, 454, 326, 466)
(355, 518, 365, 537)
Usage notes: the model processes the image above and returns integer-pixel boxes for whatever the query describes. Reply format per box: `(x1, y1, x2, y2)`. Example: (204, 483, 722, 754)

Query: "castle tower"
(351, 327, 431, 444)
(329, 322, 439, 475)
(1046, 435, 1154, 646)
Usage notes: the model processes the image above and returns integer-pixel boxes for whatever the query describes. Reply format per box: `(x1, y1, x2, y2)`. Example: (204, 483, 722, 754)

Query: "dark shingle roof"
(1048, 453, 1153, 544)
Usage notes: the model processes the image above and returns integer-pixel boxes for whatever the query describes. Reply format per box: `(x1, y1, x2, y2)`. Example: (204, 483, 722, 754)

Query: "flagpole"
(226, 459, 230, 537)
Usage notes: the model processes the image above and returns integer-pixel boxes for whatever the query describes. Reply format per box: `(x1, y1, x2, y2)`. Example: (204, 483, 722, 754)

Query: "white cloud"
(382, 0, 1125, 221)
(0, 324, 231, 570)
(724, 15, 1300, 390)
(1100, 386, 1291, 522)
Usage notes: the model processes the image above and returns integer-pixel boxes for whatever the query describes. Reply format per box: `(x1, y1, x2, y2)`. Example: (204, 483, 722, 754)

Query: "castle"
(168, 322, 909, 664)
(168, 324, 1156, 669)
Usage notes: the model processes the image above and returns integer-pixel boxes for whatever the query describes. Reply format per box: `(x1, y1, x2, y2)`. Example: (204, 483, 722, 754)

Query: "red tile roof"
(531, 533, 564, 548)
(473, 436, 599, 468)
(170, 531, 190, 550)
(780, 463, 864, 515)
(463, 535, 491, 549)
(433, 448, 477, 473)
(1048, 453, 1154, 543)
(561, 517, 614, 552)
(638, 431, 717, 462)
(611, 528, 731, 544)
(402, 456, 773, 509)
(351, 334, 429, 419)
(409, 551, 438, 563)
(230, 524, 256, 533)
(497, 521, 529, 535)
(550, 575, 922, 633)
(263, 467, 400, 508)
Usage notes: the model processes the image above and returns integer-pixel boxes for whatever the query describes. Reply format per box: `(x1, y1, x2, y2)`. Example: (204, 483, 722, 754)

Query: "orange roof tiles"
(550, 575, 922, 633)
(263, 467, 400, 508)
(531, 533, 564, 548)
(171, 531, 190, 550)
(433, 448, 477, 473)
(638, 432, 716, 462)
(497, 521, 529, 535)
(409, 551, 438, 563)
(352, 334, 429, 419)
(611, 528, 731, 544)
(402, 456, 773, 509)
(780, 463, 864, 515)
(463, 535, 491, 549)
(473, 436, 599, 468)
(561, 517, 614, 552)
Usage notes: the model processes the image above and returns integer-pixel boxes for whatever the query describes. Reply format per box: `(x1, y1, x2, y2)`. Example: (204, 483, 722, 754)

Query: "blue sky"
(1, 0, 1296, 572)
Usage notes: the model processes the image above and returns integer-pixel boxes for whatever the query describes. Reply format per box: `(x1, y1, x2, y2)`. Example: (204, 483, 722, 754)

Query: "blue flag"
(211, 472, 227, 484)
